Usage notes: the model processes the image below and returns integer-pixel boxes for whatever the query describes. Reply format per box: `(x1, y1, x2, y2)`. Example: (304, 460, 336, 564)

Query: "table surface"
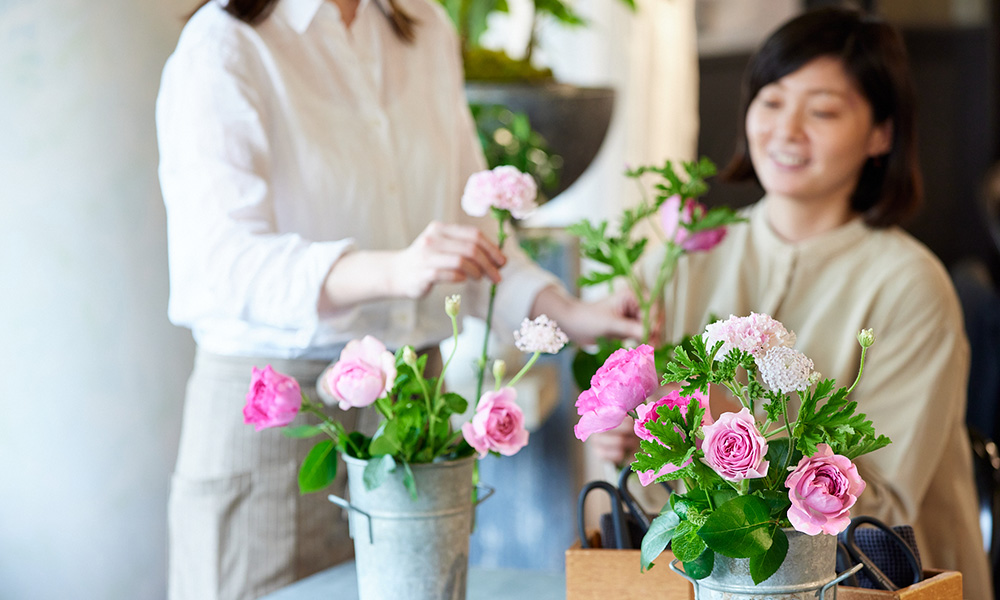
(261, 561, 566, 600)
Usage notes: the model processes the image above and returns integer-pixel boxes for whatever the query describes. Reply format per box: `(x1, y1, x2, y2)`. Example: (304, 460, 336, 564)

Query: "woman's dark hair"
(190, 0, 417, 42)
(722, 7, 921, 227)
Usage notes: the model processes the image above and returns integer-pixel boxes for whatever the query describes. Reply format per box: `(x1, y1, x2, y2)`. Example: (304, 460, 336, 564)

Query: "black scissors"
(576, 468, 656, 549)
(836, 515, 922, 590)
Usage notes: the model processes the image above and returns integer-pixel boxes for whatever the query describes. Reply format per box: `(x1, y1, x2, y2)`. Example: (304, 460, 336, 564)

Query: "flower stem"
(507, 352, 540, 388)
(304, 402, 362, 456)
(435, 311, 461, 399)
(476, 217, 507, 401)
(846, 345, 869, 395)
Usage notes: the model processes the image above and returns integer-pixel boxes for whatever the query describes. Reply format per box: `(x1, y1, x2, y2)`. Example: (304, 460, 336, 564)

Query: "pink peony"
(659, 195, 727, 252)
(462, 387, 529, 458)
(320, 336, 397, 410)
(701, 408, 769, 481)
(702, 313, 796, 362)
(461, 166, 538, 219)
(786, 444, 866, 535)
(574, 344, 658, 442)
(634, 389, 713, 486)
(243, 365, 302, 431)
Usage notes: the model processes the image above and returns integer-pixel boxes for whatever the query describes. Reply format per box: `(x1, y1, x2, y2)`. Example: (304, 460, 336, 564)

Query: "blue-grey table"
(261, 561, 566, 600)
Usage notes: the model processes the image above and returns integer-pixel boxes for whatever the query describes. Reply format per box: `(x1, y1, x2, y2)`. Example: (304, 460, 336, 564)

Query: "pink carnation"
(461, 166, 538, 219)
(659, 195, 727, 252)
(574, 345, 658, 442)
(786, 444, 866, 535)
(702, 313, 796, 361)
(701, 408, 769, 482)
(462, 387, 529, 458)
(320, 336, 397, 410)
(634, 389, 713, 486)
(243, 365, 302, 431)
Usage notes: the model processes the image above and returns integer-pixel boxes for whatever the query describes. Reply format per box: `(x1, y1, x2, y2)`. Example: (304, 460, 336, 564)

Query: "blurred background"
(0, 0, 997, 598)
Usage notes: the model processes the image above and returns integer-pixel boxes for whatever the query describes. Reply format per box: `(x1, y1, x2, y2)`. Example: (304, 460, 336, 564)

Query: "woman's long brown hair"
(188, 0, 417, 42)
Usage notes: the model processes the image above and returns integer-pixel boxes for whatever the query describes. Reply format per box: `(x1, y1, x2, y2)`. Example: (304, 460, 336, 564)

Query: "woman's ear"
(867, 119, 893, 157)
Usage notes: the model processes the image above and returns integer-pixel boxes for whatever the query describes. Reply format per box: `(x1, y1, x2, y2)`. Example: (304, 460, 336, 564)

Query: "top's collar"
(273, 0, 325, 34)
(273, 0, 376, 34)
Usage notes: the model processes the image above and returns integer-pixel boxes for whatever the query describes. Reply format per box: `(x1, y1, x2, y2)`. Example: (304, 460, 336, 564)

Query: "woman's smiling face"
(746, 56, 892, 211)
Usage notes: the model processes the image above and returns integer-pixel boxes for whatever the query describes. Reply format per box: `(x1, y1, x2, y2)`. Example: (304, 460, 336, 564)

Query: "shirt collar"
(273, 0, 325, 34)
(274, 0, 375, 34)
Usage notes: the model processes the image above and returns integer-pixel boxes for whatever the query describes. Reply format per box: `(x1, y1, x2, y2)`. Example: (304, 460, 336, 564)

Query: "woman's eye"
(811, 110, 839, 119)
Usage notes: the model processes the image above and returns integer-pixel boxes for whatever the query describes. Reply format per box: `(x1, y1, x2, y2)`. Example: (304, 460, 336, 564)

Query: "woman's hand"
(323, 221, 505, 308)
(530, 285, 644, 345)
(588, 418, 640, 466)
(391, 221, 505, 298)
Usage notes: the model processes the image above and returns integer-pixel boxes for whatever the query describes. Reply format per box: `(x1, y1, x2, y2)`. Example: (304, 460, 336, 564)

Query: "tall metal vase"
(670, 529, 861, 600)
(328, 455, 487, 600)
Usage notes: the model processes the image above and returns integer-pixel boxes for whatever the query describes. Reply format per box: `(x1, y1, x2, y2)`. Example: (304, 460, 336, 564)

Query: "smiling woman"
(637, 6, 992, 599)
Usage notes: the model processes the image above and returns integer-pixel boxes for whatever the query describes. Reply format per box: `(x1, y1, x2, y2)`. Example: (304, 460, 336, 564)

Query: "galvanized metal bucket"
(328, 455, 492, 600)
(670, 529, 862, 600)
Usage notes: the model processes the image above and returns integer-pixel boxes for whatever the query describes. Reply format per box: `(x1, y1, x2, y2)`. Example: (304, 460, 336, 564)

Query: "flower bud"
(857, 328, 876, 348)
(492, 359, 507, 383)
(445, 295, 461, 318)
(402, 346, 418, 367)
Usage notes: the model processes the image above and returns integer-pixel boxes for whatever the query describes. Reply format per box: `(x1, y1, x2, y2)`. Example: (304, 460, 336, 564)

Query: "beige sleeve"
(850, 256, 970, 525)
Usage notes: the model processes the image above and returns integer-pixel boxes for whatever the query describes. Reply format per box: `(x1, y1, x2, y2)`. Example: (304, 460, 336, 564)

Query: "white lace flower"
(514, 315, 568, 354)
(760, 346, 816, 394)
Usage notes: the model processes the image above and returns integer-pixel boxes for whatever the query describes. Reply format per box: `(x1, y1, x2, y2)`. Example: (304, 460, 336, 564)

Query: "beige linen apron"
(167, 349, 379, 600)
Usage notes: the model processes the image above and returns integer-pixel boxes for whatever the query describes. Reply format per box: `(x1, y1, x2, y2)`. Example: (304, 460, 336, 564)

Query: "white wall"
(0, 1, 194, 598)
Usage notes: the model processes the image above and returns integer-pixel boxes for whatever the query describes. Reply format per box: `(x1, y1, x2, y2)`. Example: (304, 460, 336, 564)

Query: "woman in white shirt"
(157, 0, 642, 597)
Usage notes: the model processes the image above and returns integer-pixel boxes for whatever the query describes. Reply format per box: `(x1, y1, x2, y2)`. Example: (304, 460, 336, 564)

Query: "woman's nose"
(774, 108, 805, 141)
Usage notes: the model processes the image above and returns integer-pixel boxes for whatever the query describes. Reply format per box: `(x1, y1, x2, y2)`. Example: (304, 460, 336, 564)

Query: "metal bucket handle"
(328, 493, 375, 544)
(328, 484, 494, 544)
(669, 558, 863, 599)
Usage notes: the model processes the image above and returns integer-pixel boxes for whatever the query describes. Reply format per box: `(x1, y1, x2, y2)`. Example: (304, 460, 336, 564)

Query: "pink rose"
(634, 390, 713, 486)
(786, 444, 866, 535)
(574, 344, 658, 442)
(321, 336, 397, 410)
(462, 387, 529, 458)
(659, 194, 727, 252)
(701, 408, 769, 481)
(243, 365, 302, 431)
(461, 166, 538, 219)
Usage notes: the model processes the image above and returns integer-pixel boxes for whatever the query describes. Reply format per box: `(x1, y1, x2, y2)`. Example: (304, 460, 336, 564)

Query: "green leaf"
(441, 392, 468, 415)
(698, 495, 774, 558)
(282, 424, 324, 438)
(683, 548, 715, 580)
(750, 526, 788, 584)
(298, 440, 337, 494)
(363, 454, 396, 491)
(671, 520, 707, 563)
(369, 421, 402, 456)
(401, 461, 418, 500)
(641, 511, 680, 570)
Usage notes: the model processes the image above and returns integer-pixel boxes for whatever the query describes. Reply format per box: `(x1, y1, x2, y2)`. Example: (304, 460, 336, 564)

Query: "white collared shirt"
(157, 0, 558, 358)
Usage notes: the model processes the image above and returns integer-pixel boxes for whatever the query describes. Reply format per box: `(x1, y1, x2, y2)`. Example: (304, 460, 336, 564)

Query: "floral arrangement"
(568, 157, 744, 390)
(243, 166, 564, 498)
(575, 313, 890, 584)
(244, 295, 567, 497)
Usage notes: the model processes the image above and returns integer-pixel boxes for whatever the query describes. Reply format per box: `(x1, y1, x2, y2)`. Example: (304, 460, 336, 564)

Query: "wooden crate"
(838, 570, 962, 600)
(567, 532, 960, 600)
(565, 531, 694, 600)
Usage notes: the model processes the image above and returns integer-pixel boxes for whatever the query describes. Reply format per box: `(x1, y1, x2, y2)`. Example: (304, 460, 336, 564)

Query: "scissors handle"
(845, 515, 922, 590)
(577, 480, 628, 549)
(617, 467, 652, 531)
